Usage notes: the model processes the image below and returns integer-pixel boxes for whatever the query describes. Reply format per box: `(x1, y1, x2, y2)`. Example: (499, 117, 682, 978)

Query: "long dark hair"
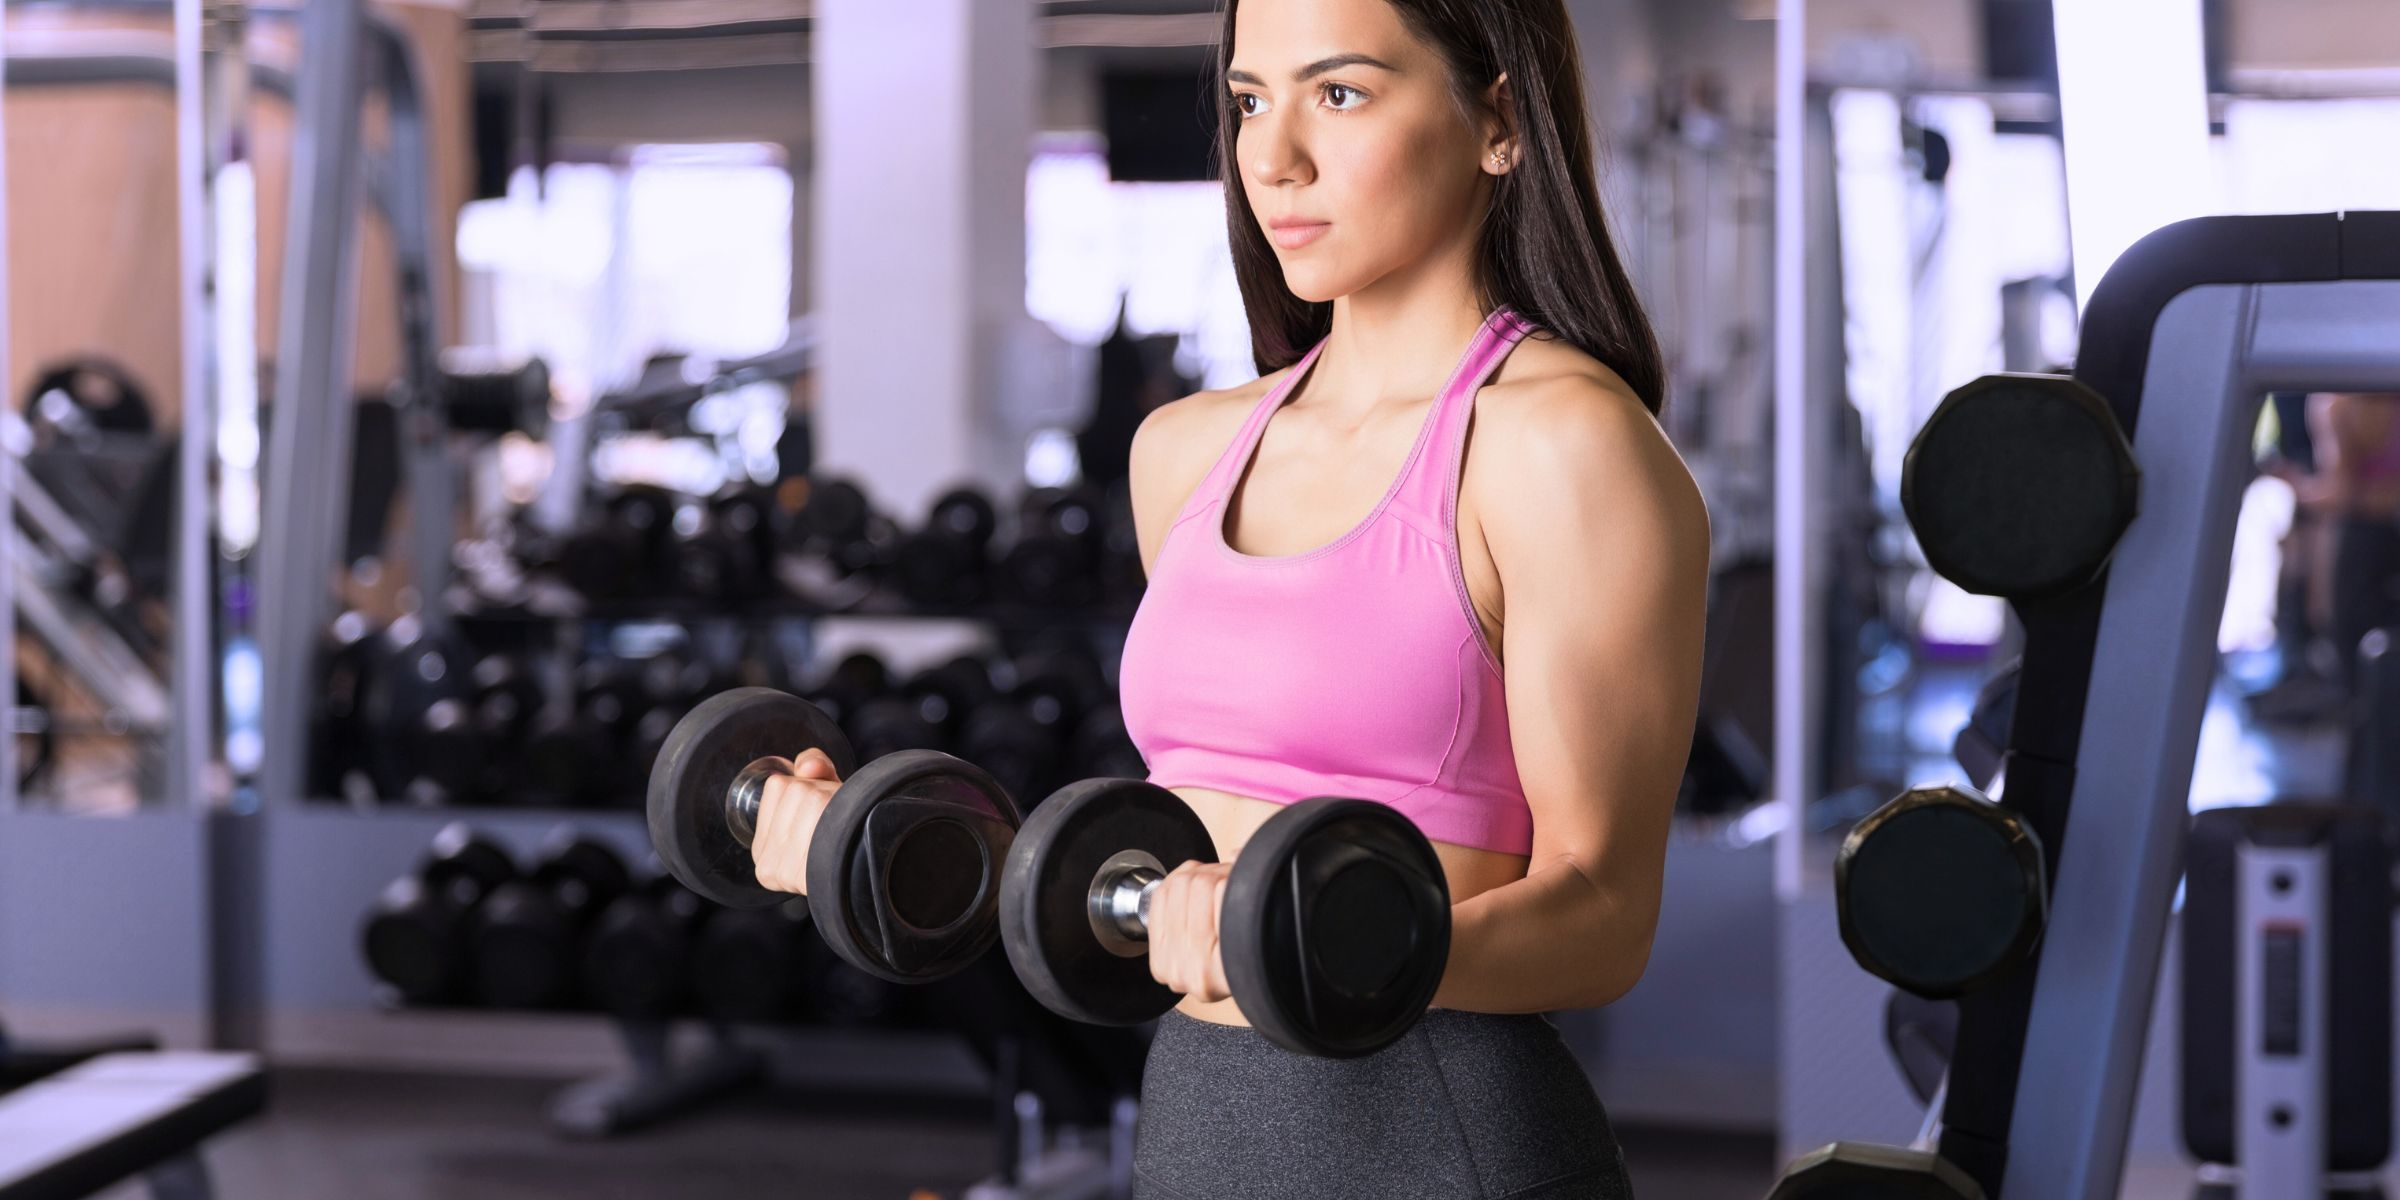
(1212, 0, 1665, 415)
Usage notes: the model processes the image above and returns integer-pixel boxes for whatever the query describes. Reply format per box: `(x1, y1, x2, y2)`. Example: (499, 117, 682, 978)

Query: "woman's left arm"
(1429, 378, 1712, 1014)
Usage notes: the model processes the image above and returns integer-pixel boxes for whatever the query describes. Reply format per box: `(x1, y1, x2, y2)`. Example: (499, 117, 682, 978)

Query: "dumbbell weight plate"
(648, 688, 859, 909)
(1221, 798, 1452, 1059)
(805, 748, 1022, 984)
(998, 778, 1217, 1026)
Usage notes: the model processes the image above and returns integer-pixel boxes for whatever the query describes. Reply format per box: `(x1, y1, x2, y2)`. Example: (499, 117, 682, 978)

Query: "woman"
(757, 0, 1708, 1194)
(1113, 0, 1704, 1194)
(2270, 392, 2400, 693)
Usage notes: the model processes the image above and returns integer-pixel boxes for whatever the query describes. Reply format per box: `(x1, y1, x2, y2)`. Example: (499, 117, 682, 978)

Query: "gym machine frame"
(1794, 213, 2400, 1199)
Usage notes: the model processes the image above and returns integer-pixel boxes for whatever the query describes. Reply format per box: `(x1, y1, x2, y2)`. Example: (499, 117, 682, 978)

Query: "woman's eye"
(1323, 83, 1361, 110)
(1230, 84, 1364, 120)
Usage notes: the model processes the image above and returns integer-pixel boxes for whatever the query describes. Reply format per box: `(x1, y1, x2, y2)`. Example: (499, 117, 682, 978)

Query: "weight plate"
(647, 688, 857, 909)
(1837, 784, 2048, 999)
(999, 778, 1215, 1026)
(1221, 798, 1451, 1058)
(807, 749, 1022, 984)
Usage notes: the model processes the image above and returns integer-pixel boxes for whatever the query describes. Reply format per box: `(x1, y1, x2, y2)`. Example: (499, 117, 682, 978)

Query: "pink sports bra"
(1115, 305, 1538, 856)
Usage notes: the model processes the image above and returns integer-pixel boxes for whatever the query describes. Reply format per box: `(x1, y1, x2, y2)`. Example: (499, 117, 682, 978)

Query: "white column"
(813, 0, 1036, 524)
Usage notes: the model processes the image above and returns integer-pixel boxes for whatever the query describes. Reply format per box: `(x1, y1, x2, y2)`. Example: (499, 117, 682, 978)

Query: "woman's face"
(1227, 0, 1508, 304)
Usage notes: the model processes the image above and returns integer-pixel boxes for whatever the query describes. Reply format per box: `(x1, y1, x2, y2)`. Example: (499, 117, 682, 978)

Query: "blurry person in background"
(2259, 392, 2400, 718)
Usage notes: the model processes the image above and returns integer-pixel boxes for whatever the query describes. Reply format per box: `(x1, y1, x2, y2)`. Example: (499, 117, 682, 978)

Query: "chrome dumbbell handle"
(1089, 849, 1168, 958)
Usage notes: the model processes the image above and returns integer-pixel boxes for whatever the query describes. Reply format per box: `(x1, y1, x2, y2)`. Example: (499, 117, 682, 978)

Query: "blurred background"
(1, 0, 2398, 1197)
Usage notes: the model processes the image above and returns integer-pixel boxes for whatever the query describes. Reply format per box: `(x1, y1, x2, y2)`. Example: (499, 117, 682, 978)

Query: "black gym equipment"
(1836, 783, 2048, 1000)
(998, 779, 1450, 1059)
(360, 824, 519, 1006)
(555, 486, 677, 602)
(2182, 804, 2392, 1199)
(1775, 212, 2400, 1200)
(1001, 486, 1104, 608)
(438, 358, 551, 436)
(689, 901, 814, 1024)
(802, 651, 891, 730)
(1771, 1142, 1985, 1199)
(468, 832, 634, 1009)
(581, 873, 707, 1020)
(894, 486, 998, 609)
(1901, 373, 2141, 600)
(356, 617, 479, 805)
(645, 688, 1022, 984)
(22, 356, 158, 447)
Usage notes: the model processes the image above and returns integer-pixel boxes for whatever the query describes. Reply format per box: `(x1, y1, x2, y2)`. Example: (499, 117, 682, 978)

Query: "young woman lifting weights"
(751, 0, 1709, 1194)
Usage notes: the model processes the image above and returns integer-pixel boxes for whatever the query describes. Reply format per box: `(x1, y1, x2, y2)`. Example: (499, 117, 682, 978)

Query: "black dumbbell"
(803, 651, 891, 732)
(1009, 644, 1109, 733)
(1000, 486, 1103, 608)
(795, 917, 905, 1028)
(786, 475, 889, 581)
(894, 486, 998, 609)
(645, 688, 1020, 984)
(998, 780, 1451, 1058)
(581, 872, 707, 1020)
(670, 494, 777, 604)
(469, 831, 635, 1009)
(899, 655, 1000, 749)
(690, 901, 814, 1023)
(961, 698, 1065, 814)
(311, 611, 383, 801)
(438, 358, 550, 436)
(361, 823, 518, 1005)
(1837, 783, 2048, 1000)
(524, 661, 646, 808)
(557, 487, 677, 601)
(359, 617, 477, 805)
(847, 694, 950, 760)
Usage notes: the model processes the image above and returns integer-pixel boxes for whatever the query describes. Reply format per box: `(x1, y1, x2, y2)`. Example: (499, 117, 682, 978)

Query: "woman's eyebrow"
(1226, 53, 1398, 87)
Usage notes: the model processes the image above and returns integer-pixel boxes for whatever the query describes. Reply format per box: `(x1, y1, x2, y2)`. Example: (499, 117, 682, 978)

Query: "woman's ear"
(1482, 72, 1520, 175)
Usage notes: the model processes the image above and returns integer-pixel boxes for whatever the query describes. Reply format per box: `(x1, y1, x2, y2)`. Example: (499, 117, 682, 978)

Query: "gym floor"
(87, 1066, 1780, 1199)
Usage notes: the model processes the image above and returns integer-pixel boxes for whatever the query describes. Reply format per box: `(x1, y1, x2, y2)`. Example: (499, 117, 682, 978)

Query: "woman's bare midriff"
(1163, 783, 1531, 1027)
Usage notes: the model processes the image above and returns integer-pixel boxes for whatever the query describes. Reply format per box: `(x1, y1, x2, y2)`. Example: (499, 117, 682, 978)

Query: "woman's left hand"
(1146, 859, 1235, 1004)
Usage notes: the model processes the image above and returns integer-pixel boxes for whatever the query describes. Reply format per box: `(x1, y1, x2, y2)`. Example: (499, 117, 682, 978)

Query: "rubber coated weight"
(1221, 798, 1452, 1059)
(647, 688, 858, 908)
(1901, 372, 2139, 599)
(1769, 1142, 1984, 1199)
(805, 748, 1021, 984)
(999, 778, 1217, 1026)
(1837, 783, 2048, 1000)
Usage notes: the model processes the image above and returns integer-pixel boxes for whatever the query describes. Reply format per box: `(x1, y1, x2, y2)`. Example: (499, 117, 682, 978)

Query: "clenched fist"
(749, 748, 844, 894)
(1146, 859, 1234, 1004)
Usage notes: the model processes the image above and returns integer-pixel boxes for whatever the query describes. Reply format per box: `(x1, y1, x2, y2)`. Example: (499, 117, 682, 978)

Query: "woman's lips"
(1270, 222, 1330, 250)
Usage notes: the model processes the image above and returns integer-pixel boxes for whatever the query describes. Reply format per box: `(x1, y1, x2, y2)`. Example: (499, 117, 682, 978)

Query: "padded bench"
(0, 1052, 265, 1200)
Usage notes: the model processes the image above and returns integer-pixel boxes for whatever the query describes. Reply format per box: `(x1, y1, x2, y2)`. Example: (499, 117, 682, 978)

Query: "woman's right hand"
(750, 748, 844, 895)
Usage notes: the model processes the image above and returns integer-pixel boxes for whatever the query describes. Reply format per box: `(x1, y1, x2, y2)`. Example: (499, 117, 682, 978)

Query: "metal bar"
(4, 26, 295, 99)
(256, 0, 366, 809)
(1, 5, 17, 813)
(367, 15, 454, 644)
(172, 0, 210, 814)
(1770, 0, 1808, 899)
(10, 553, 173, 730)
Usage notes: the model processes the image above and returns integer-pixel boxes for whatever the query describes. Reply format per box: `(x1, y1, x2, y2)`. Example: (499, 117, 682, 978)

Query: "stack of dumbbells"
(359, 823, 905, 1030)
(498, 476, 1145, 617)
(311, 624, 1140, 813)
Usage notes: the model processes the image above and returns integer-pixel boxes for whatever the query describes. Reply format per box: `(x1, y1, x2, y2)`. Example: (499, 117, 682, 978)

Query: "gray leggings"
(1132, 1008, 1636, 1199)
